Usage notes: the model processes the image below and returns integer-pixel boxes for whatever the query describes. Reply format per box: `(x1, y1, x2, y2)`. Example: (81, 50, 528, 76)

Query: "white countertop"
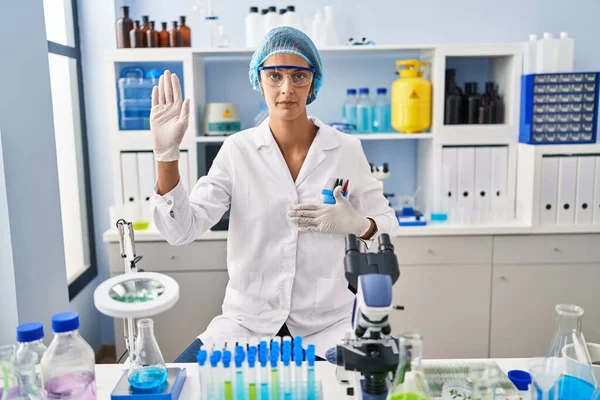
(96, 358, 531, 399)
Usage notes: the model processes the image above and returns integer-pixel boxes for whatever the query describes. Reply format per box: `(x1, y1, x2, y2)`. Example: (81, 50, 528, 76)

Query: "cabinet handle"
(170, 255, 176, 260)
(553, 247, 560, 253)
(427, 249, 435, 255)
(500, 276, 508, 281)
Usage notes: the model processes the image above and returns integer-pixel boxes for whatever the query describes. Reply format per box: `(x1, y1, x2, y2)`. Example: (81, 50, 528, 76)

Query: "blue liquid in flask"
(128, 367, 168, 390)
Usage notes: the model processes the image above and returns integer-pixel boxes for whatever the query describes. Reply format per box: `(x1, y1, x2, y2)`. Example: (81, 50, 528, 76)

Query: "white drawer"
(493, 234, 600, 265)
(108, 240, 228, 273)
(392, 236, 493, 265)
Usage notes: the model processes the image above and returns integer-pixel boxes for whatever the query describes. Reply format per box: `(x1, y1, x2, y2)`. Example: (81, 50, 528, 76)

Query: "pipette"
(259, 341, 269, 400)
(235, 346, 246, 400)
(306, 345, 316, 400)
(197, 349, 208, 399)
(223, 350, 233, 400)
(211, 350, 223, 400)
(247, 346, 258, 400)
(282, 342, 292, 400)
(270, 341, 281, 400)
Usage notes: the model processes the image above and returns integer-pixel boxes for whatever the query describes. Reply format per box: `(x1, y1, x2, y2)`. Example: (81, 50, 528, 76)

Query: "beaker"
(546, 304, 597, 400)
(127, 319, 168, 390)
(388, 332, 432, 400)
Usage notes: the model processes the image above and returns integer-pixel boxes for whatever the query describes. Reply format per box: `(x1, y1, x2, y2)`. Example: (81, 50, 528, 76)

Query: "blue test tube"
(282, 344, 292, 400)
(270, 341, 281, 400)
(306, 345, 316, 400)
(294, 347, 304, 400)
(210, 350, 223, 400)
(259, 341, 269, 400)
(197, 349, 208, 399)
(247, 347, 258, 400)
(235, 346, 246, 400)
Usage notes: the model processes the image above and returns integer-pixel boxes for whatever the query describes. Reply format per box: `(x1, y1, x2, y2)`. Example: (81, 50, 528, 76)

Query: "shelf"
(436, 124, 518, 145)
(103, 228, 228, 243)
(193, 132, 434, 143)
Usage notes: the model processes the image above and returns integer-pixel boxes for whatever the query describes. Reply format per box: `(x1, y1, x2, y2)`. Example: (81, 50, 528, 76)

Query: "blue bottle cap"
(248, 347, 257, 367)
(210, 351, 221, 368)
(223, 350, 232, 368)
(235, 353, 244, 368)
(508, 370, 531, 390)
(359, 87, 369, 94)
(16, 322, 44, 343)
(282, 352, 291, 366)
(306, 344, 316, 366)
(51, 312, 79, 333)
(293, 336, 303, 346)
(197, 349, 208, 366)
(347, 88, 357, 95)
(259, 341, 268, 353)
(294, 349, 303, 366)
(377, 88, 387, 94)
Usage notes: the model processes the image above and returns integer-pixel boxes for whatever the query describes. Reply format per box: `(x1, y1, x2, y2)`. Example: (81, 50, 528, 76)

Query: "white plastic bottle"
(323, 5, 340, 46)
(264, 6, 278, 35)
(41, 312, 96, 399)
(558, 32, 575, 72)
(536, 32, 560, 73)
(523, 33, 537, 75)
(311, 10, 326, 48)
(282, 5, 302, 30)
(245, 7, 261, 47)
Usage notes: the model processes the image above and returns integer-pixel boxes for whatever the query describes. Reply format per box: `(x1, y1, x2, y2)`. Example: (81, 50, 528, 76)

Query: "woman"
(150, 27, 398, 361)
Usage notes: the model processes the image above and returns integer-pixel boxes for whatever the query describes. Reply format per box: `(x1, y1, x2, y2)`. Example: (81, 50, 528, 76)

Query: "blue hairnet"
(249, 26, 323, 105)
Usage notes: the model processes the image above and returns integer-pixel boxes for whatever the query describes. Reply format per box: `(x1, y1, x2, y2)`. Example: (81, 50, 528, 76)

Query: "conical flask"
(388, 332, 432, 400)
(544, 304, 597, 400)
(127, 319, 168, 390)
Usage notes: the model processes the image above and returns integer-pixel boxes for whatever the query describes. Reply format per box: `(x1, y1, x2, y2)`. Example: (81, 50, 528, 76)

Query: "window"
(44, 0, 96, 299)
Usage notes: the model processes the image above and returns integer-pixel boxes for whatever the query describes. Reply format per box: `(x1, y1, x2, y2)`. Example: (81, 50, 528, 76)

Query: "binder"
(457, 147, 475, 209)
(556, 156, 577, 225)
(593, 157, 600, 224)
(441, 147, 458, 209)
(540, 157, 559, 225)
(120, 152, 139, 204)
(575, 156, 595, 225)
(474, 147, 493, 219)
(180, 150, 190, 191)
(490, 147, 509, 215)
(136, 152, 156, 204)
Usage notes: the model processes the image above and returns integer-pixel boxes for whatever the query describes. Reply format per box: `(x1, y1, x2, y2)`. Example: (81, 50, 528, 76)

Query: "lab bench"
(104, 228, 600, 362)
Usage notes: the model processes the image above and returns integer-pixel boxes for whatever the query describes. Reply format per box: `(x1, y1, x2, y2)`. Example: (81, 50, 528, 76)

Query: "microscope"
(326, 233, 402, 400)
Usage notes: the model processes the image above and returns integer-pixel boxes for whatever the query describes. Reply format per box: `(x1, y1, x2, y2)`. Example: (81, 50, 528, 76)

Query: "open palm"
(150, 70, 191, 162)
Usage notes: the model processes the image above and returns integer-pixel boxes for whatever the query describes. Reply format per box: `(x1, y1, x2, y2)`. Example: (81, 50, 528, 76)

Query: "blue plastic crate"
(519, 72, 599, 145)
(117, 68, 161, 131)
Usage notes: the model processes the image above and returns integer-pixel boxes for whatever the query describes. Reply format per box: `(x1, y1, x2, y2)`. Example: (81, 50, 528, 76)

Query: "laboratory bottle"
(264, 6, 278, 34)
(545, 304, 598, 399)
(342, 88, 358, 127)
(388, 332, 432, 400)
(356, 87, 374, 133)
(0, 344, 19, 398)
(15, 350, 44, 400)
(245, 7, 261, 48)
(140, 16, 150, 48)
(179, 16, 191, 47)
(15, 322, 47, 387)
(41, 312, 96, 400)
(461, 82, 471, 124)
(373, 88, 391, 132)
(129, 20, 144, 48)
(492, 84, 505, 124)
(128, 318, 168, 390)
(444, 69, 462, 124)
(147, 21, 159, 48)
(323, 5, 340, 46)
(523, 34, 538, 75)
(312, 11, 326, 48)
(467, 82, 481, 125)
(536, 32, 560, 73)
(116, 6, 134, 48)
(159, 22, 170, 47)
(279, 9, 287, 24)
(170, 21, 182, 47)
(558, 32, 575, 73)
(283, 6, 302, 30)
(391, 60, 432, 133)
(478, 86, 492, 125)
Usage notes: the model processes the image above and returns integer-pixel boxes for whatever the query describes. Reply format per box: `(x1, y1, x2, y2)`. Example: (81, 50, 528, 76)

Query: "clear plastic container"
(342, 88, 357, 127)
(356, 87, 373, 132)
(373, 87, 391, 132)
(16, 322, 47, 387)
(41, 312, 96, 399)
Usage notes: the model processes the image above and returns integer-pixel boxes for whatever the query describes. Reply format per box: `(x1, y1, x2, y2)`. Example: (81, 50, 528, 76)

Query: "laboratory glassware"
(129, 20, 144, 48)
(15, 323, 47, 387)
(179, 16, 191, 47)
(373, 87, 391, 132)
(116, 6, 134, 48)
(170, 21, 182, 48)
(41, 312, 96, 400)
(342, 88, 358, 126)
(388, 332, 432, 400)
(159, 23, 170, 47)
(147, 21, 159, 48)
(466, 82, 481, 124)
(445, 69, 462, 124)
(128, 318, 168, 390)
(357, 88, 373, 132)
(0, 345, 19, 399)
(140, 16, 150, 48)
(15, 351, 44, 400)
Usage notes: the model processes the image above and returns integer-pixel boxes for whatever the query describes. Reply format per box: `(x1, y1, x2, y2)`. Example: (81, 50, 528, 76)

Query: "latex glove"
(150, 70, 191, 162)
(288, 186, 372, 236)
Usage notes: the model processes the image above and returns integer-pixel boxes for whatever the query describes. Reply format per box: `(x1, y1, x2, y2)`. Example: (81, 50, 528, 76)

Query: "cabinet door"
(113, 270, 229, 362)
(490, 264, 600, 358)
(388, 264, 492, 359)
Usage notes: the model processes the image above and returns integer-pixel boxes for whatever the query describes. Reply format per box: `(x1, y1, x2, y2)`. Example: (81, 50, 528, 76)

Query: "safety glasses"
(258, 65, 315, 88)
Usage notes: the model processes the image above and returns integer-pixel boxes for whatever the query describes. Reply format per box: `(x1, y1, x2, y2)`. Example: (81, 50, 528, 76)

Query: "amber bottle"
(179, 16, 191, 47)
(170, 21, 182, 47)
(159, 22, 170, 47)
(130, 20, 144, 48)
(146, 21, 159, 47)
(116, 6, 134, 48)
(140, 15, 150, 47)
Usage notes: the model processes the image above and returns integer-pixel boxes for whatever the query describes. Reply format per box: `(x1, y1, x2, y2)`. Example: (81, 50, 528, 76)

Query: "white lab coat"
(152, 116, 398, 357)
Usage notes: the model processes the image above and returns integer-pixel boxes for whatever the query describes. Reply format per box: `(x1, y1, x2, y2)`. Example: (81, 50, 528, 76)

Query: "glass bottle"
(0, 345, 19, 398)
(147, 21, 159, 48)
(140, 16, 150, 48)
(129, 20, 144, 48)
(15, 351, 45, 400)
(467, 82, 481, 125)
(116, 6, 134, 48)
(16, 323, 47, 388)
(469, 365, 500, 400)
(179, 16, 191, 47)
(445, 69, 463, 125)
(128, 319, 168, 390)
(388, 332, 432, 400)
(159, 22, 170, 48)
(545, 304, 597, 399)
(170, 21, 182, 47)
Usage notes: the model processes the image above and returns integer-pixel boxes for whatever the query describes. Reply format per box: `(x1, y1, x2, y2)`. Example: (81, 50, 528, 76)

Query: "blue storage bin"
(117, 68, 161, 130)
(520, 72, 600, 145)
